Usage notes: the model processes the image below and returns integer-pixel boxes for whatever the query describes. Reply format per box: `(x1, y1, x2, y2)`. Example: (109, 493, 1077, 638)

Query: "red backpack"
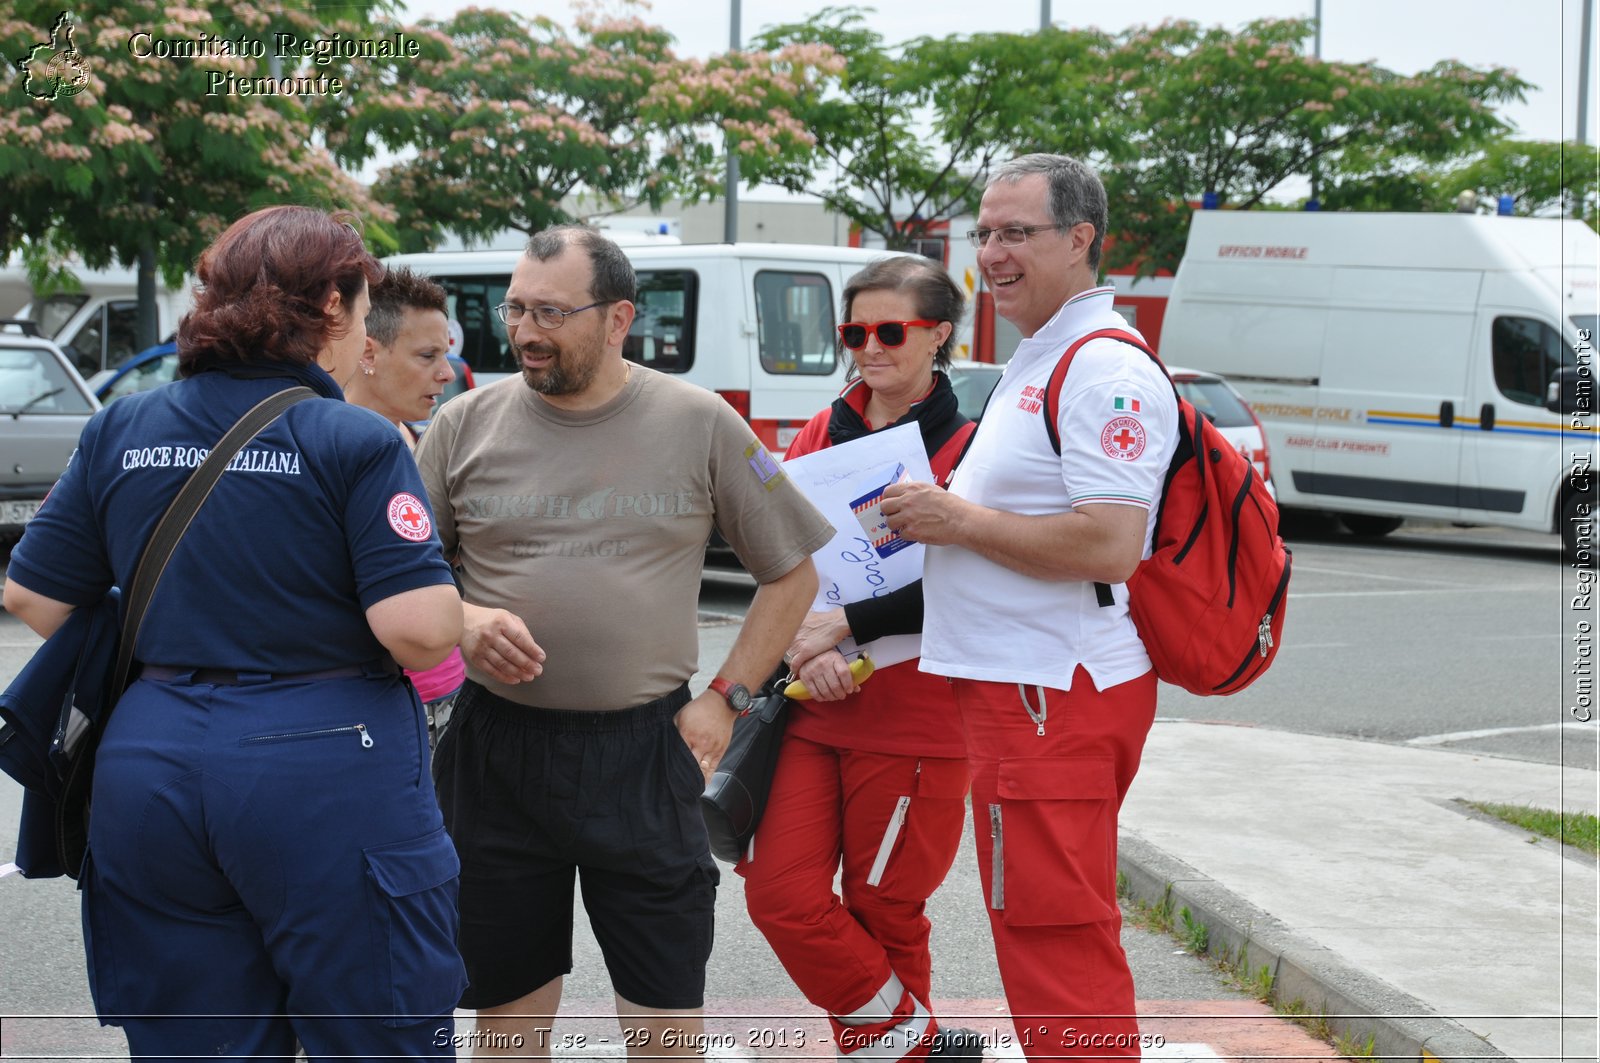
(1043, 328, 1291, 696)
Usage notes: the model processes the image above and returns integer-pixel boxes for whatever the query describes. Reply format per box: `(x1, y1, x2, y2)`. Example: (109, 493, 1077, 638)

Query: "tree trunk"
(135, 185, 158, 351)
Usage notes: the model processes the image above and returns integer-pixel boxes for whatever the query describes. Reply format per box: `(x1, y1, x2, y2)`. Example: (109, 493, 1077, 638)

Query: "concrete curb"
(1116, 832, 1511, 1063)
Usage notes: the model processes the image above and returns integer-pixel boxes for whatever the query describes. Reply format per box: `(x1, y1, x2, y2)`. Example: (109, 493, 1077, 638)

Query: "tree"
(0, 1, 396, 350)
(1033, 18, 1533, 276)
(332, 6, 836, 251)
(739, 8, 1110, 251)
(1432, 140, 1600, 228)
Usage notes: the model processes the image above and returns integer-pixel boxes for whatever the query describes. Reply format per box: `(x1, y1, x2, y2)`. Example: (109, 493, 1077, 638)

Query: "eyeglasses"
(837, 320, 938, 350)
(965, 224, 1059, 249)
(494, 300, 612, 329)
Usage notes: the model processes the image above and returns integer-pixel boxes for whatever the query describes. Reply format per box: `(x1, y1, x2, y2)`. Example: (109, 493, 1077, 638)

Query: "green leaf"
(63, 164, 94, 196)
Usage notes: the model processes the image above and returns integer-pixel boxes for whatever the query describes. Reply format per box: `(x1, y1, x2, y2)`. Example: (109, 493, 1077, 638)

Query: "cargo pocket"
(991, 756, 1119, 927)
(363, 826, 468, 1026)
(869, 757, 970, 898)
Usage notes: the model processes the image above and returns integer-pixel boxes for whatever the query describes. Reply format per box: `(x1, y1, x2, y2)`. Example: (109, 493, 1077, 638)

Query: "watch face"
(727, 684, 752, 712)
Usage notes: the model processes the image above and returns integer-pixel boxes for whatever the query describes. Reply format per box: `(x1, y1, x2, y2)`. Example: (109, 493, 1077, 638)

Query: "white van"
(1, 263, 191, 379)
(1159, 210, 1598, 552)
(385, 241, 893, 454)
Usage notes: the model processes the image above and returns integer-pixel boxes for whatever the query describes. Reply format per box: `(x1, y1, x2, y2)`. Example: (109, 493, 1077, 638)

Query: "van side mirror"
(1546, 366, 1594, 416)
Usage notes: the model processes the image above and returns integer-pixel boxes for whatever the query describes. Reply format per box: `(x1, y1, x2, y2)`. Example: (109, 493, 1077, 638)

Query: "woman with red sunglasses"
(739, 256, 983, 1063)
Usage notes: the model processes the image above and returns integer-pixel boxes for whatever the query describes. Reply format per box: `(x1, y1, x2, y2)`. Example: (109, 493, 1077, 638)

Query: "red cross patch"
(387, 492, 432, 542)
(1100, 416, 1147, 461)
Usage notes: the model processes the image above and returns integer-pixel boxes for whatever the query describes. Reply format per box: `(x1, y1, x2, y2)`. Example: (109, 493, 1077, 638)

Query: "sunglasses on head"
(837, 320, 938, 350)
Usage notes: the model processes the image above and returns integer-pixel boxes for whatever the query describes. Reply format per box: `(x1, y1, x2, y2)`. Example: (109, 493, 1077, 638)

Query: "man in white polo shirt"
(879, 154, 1176, 1057)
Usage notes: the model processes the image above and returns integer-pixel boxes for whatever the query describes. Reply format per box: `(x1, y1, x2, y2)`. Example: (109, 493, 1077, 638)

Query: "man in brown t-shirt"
(415, 225, 832, 1057)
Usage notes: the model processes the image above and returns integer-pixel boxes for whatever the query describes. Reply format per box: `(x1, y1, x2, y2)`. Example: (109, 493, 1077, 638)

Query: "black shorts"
(433, 680, 719, 1011)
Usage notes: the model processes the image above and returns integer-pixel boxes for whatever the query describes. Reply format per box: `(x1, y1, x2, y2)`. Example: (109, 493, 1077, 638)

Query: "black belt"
(141, 660, 398, 686)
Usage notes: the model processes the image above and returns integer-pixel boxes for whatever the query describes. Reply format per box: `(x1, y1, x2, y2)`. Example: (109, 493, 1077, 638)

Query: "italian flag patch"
(1113, 396, 1141, 413)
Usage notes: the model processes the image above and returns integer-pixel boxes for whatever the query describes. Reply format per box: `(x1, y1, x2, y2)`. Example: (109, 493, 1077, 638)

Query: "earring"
(362, 365, 374, 376)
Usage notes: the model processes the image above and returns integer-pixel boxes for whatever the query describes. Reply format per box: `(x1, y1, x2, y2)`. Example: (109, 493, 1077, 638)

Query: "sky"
(399, 0, 1595, 146)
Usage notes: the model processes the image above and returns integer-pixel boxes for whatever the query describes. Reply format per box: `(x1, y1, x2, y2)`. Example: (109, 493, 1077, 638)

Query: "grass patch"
(1470, 802, 1600, 855)
(1119, 880, 1385, 1056)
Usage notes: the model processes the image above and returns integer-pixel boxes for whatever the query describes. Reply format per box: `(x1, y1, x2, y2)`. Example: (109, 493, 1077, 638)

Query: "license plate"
(0, 499, 42, 527)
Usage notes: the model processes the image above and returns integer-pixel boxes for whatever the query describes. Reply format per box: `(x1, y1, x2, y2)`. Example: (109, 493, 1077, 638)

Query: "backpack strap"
(934, 420, 978, 488)
(1042, 328, 1163, 456)
(1040, 328, 1165, 609)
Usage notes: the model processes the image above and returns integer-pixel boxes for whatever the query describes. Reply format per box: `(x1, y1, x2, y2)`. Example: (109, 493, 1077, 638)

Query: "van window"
(65, 305, 104, 376)
(27, 293, 87, 340)
(625, 270, 696, 372)
(1492, 316, 1569, 407)
(105, 301, 140, 369)
(755, 271, 836, 375)
(434, 276, 515, 376)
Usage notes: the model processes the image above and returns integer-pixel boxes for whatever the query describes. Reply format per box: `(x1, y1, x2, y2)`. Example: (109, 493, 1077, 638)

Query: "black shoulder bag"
(54, 387, 315, 877)
(699, 665, 792, 864)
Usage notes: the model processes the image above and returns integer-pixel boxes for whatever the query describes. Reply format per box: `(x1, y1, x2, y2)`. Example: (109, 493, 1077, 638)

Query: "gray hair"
(989, 154, 1108, 273)
(524, 224, 638, 305)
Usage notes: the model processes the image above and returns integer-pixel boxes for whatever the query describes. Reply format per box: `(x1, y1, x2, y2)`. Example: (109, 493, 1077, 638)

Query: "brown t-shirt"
(415, 368, 834, 710)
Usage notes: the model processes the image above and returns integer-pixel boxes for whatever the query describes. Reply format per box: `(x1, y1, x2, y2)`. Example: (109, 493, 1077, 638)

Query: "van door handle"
(1440, 401, 1454, 428)
(1479, 403, 1495, 431)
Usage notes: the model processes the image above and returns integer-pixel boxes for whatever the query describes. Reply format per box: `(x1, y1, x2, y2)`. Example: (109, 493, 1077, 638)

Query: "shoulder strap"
(934, 420, 978, 488)
(1040, 329, 1164, 609)
(113, 386, 317, 694)
(1042, 328, 1162, 456)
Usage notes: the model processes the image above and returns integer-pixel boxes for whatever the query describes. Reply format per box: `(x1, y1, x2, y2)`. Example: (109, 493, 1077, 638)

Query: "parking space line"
(1407, 722, 1593, 746)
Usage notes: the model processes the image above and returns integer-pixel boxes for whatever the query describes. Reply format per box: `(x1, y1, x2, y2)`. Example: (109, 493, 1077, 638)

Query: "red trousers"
(952, 669, 1158, 1060)
(739, 736, 969, 1058)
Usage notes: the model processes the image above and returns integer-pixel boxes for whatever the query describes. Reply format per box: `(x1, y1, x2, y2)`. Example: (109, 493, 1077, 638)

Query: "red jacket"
(784, 373, 974, 757)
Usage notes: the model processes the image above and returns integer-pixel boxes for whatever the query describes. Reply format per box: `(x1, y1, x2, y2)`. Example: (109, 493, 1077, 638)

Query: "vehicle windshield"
(1174, 377, 1255, 428)
(0, 347, 95, 414)
(27, 293, 88, 339)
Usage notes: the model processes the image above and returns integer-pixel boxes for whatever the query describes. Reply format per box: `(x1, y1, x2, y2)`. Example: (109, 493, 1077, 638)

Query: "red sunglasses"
(837, 320, 938, 350)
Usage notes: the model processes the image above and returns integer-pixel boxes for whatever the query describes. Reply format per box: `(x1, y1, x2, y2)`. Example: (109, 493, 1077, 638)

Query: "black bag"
(699, 669, 791, 863)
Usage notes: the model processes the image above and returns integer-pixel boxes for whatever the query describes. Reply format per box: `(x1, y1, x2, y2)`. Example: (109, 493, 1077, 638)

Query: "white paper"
(782, 422, 934, 668)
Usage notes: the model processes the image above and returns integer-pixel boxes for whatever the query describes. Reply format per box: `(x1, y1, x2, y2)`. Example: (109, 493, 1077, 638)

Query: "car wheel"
(1339, 514, 1404, 537)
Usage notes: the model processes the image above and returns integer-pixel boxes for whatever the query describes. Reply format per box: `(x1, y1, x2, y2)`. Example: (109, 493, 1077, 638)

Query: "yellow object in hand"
(784, 655, 876, 701)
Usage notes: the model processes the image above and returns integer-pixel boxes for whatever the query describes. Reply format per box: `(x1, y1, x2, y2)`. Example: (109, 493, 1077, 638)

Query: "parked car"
(0, 322, 101, 540)
(88, 338, 178, 404)
(946, 358, 1273, 492)
(1168, 365, 1273, 492)
(946, 359, 1004, 422)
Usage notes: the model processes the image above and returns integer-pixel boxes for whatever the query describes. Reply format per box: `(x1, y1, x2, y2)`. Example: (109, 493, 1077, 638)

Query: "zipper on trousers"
(242, 723, 373, 748)
(1018, 685, 1047, 736)
(988, 804, 1005, 910)
(866, 796, 911, 887)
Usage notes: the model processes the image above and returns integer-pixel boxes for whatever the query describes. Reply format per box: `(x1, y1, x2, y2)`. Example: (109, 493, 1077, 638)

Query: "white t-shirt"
(919, 287, 1177, 692)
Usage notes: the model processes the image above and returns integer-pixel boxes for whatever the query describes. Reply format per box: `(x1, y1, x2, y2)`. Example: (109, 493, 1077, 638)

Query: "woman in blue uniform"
(3, 206, 468, 1061)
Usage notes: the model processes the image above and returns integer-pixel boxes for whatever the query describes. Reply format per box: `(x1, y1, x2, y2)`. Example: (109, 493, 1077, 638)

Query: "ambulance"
(386, 240, 891, 455)
(1159, 210, 1598, 554)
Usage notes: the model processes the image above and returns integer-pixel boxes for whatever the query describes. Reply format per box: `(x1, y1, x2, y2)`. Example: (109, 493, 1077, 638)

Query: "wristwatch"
(708, 676, 753, 716)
